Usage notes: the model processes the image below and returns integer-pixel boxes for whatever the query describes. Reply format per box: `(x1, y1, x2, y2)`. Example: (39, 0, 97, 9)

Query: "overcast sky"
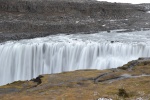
(97, 0, 150, 4)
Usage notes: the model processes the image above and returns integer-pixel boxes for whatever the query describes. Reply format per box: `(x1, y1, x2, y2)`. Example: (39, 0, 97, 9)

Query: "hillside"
(0, 0, 150, 42)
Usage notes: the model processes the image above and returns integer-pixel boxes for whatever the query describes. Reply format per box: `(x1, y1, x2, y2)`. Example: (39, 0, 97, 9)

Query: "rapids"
(0, 30, 150, 85)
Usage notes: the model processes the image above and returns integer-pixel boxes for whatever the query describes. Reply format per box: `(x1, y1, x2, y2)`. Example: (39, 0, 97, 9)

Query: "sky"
(97, 0, 150, 4)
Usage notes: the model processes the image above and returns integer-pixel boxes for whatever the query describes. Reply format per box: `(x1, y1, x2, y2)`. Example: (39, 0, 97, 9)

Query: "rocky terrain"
(0, 0, 150, 42)
(0, 58, 150, 100)
(0, 0, 150, 100)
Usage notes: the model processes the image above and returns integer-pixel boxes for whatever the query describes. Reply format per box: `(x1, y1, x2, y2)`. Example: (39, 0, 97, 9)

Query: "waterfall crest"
(0, 30, 150, 86)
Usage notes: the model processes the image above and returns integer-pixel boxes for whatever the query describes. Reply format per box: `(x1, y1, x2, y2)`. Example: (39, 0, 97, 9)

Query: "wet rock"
(31, 75, 43, 85)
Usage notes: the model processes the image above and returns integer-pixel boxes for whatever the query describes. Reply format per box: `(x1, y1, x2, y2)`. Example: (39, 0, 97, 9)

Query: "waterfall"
(0, 30, 150, 86)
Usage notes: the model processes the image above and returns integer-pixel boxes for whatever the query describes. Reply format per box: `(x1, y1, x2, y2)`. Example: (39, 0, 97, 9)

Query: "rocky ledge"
(0, 0, 150, 42)
(0, 58, 150, 100)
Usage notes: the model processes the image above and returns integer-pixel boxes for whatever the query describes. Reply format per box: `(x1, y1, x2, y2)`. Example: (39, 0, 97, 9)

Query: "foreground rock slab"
(0, 58, 150, 100)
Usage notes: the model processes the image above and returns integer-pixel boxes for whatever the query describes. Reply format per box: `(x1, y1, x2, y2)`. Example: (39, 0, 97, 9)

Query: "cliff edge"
(0, 0, 150, 42)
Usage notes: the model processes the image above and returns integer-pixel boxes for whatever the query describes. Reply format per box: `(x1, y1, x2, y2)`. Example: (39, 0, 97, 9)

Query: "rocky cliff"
(0, 0, 150, 42)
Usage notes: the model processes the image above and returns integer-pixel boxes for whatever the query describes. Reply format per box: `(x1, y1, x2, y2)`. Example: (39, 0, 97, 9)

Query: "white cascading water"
(0, 30, 150, 86)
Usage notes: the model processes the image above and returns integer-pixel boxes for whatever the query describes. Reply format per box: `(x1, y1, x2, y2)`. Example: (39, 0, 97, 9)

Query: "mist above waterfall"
(0, 30, 150, 86)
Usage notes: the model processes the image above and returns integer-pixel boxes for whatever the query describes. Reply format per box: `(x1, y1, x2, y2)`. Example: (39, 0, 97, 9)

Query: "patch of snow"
(125, 19, 128, 21)
(98, 98, 112, 100)
(75, 21, 79, 24)
(147, 11, 150, 13)
(136, 97, 143, 100)
(110, 20, 116, 21)
(145, 22, 149, 25)
(102, 24, 106, 27)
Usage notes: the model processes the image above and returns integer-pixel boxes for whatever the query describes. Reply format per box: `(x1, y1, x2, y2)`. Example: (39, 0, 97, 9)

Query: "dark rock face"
(31, 75, 43, 85)
(0, 0, 150, 42)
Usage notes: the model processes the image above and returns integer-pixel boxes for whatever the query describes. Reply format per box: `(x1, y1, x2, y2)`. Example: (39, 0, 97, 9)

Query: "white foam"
(0, 30, 150, 85)
(147, 11, 150, 13)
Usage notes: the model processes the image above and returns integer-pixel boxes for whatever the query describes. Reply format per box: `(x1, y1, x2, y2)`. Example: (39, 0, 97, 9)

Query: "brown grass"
(0, 60, 150, 100)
